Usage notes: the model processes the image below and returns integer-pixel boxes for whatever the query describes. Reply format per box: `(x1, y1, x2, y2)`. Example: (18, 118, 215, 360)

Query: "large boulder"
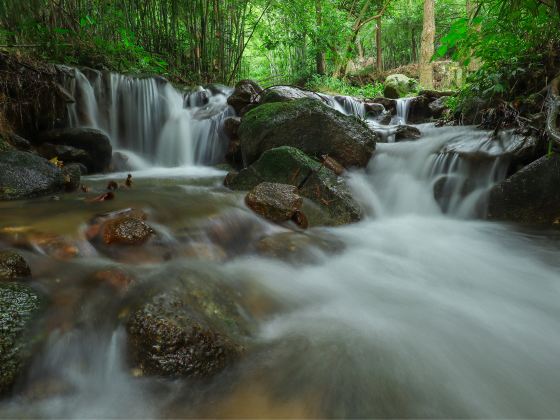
(239, 98, 376, 168)
(383, 74, 419, 99)
(37, 128, 112, 173)
(245, 182, 303, 223)
(227, 80, 263, 116)
(0, 150, 65, 200)
(37, 143, 90, 168)
(126, 270, 250, 378)
(487, 155, 560, 224)
(225, 146, 362, 226)
(0, 282, 44, 394)
(0, 250, 31, 281)
(407, 95, 433, 124)
(260, 86, 320, 104)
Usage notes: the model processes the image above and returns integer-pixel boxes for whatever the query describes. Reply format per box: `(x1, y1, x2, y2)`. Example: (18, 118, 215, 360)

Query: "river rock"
(38, 143, 90, 168)
(5, 134, 33, 152)
(37, 128, 112, 173)
(0, 282, 44, 395)
(394, 125, 422, 142)
(0, 151, 65, 200)
(364, 102, 385, 118)
(429, 96, 449, 119)
(260, 86, 319, 104)
(0, 250, 31, 281)
(225, 146, 362, 226)
(224, 116, 242, 139)
(62, 163, 81, 192)
(239, 98, 376, 168)
(407, 95, 433, 124)
(227, 79, 263, 116)
(102, 217, 154, 246)
(383, 74, 418, 99)
(372, 97, 397, 114)
(126, 271, 249, 378)
(487, 155, 560, 224)
(245, 183, 303, 223)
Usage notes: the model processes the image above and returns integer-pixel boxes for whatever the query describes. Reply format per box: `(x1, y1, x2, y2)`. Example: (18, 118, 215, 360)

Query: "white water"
(66, 68, 233, 167)
(2, 80, 560, 417)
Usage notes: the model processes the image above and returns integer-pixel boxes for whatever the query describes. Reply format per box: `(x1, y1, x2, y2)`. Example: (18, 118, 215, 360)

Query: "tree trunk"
(411, 27, 417, 63)
(315, 0, 326, 75)
(420, 0, 435, 88)
(375, 17, 383, 72)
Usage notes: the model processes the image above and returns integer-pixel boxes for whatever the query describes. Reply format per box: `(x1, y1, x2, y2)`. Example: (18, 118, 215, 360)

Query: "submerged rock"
(487, 155, 560, 224)
(245, 182, 303, 223)
(0, 150, 65, 200)
(226, 146, 362, 226)
(227, 79, 263, 116)
(0, 250, 31, 281)
(126, 271, 250, 378)
(102, 217, 154, 246)
(0, 282, 44, 395)
(37, 128, 112, 173)
(383, 74, 418, 99)
(239, 98, 376, 168)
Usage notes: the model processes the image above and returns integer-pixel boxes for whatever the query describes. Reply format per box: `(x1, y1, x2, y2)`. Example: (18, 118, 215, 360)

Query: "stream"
(1, 70, 559, 418)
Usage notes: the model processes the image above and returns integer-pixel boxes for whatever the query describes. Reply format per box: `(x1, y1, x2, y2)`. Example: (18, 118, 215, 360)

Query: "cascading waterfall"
(65, 68, 233, 167)
(394, 97, 413, 124)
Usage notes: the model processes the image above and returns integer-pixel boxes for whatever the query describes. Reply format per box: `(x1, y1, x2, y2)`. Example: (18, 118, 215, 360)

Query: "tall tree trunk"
(375, 17, 383, 71)
(420, 0, 435, 88)
(466, 0, 482, 72)
(315, 0, 326, 75)
(411, 27, 417, 63)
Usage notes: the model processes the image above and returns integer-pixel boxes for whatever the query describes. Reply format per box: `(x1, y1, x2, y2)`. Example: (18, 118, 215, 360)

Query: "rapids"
(0, 73, 559, 418)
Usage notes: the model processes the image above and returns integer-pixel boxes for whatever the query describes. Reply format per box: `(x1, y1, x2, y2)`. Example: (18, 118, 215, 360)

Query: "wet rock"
(383, 74, 418, 99)
(6, 134, 33, 152)
(0, 282, 44, 395)
(256, 231, 345, 264)
(227, 79, 263, 116)
(378, 112, 393, 125)
(429, 96, 449, 119)
(37, 128, 112, 173)
(0, 151, 65, 200)
(260, 86, 319, 104)
(102, 217, 154, 246)
(224, 117, 242, 139)
(110, 151, 132, 172)
(90, 267, 134, 293)
(239, 98, 376, 168)
(364, 102, 385, 118)
(29, 234, 81, 260)
(126, 271, 249, 378)
(457, 97, 489, 125)
(0, 250, 31, 281)
(418, 89, 455, 100)
(62, 163, 81, 192)
(487, 155, 560, 224)
(394, 125, 422, 142)
(245, 183, 303, 223)
(225, 146, 362, 226)
(372, 97, 397, 114)
(407, 95, 433, 124)
(37, 143, 89, 167)
(0, 137, 14, 152)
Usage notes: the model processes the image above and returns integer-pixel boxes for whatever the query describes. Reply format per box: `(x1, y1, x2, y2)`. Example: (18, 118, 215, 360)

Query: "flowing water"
(1, 74, 560, 418)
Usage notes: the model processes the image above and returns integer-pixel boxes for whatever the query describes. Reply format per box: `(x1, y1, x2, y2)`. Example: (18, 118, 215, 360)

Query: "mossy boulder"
(225, 146, 362, 226)
(487, 155, 560, 224)
(238, 98, 376, 168)
(0, 250, 31, 281)
(383, 74, 419, 99)
(126, 270, 250, 378)
(0, 282, 45, 395)
(0, 150, 65, 200)
(260, 86, 319, 104)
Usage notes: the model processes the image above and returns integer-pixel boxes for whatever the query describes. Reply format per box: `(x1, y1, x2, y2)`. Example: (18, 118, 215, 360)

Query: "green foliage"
(305, 75, 384, 98)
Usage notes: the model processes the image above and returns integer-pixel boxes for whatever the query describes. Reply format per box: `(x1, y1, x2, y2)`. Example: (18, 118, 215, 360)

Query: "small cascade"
(394, 97, 413, 124)
(65, 68, 233, 167)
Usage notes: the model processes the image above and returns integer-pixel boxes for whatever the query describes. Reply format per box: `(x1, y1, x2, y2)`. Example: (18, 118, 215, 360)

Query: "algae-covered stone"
(239, 98, 376, 168)
(0, 282, 44, 394)
(126, 270, 250, 378)
(226, 146, 362, 226)
(0, 250, 31, 281)
(383, 74, 419, 99)
(0, 150, 65, 200)
(245, 183, 303, 223)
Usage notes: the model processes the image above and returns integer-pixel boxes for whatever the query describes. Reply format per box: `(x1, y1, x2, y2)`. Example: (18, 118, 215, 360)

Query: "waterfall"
(65, 68, 233, 167)
(395, 97, 413, 124)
